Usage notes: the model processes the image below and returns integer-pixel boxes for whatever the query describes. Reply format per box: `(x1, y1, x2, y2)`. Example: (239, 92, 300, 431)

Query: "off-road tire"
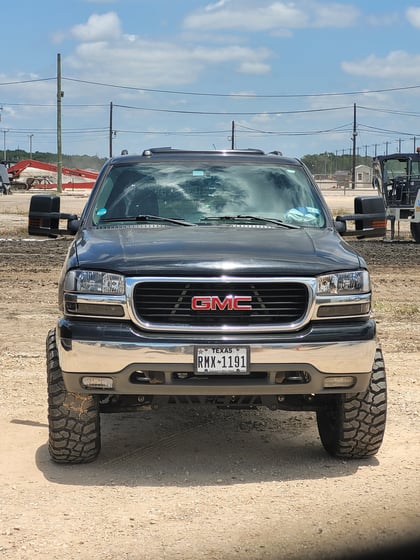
(46, 328, 101, 463)
(316, 348, 386, 459)
(410, 222, 420, 243)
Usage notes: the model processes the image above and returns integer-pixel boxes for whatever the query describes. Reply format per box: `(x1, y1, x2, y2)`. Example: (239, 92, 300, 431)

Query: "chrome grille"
(132, 281, 309, 328)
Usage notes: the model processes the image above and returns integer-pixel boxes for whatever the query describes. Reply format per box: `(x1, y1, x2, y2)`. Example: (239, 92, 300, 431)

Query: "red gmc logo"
(191, 295, 252, 311)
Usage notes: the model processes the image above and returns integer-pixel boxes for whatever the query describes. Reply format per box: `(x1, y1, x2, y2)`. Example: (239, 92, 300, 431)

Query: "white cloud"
(184, 2, 304, 31)
(51, 30, 67, 44)
(366, 12, 400, 26)
(406, 6, 420, 28)
(71, 12, 122, 42)
(311, 3, 360, 27)
(342, 50, 420, 79)
(65, 39, 271, 89)
(205, 0, 231, 11)
(63, 13, 272, 89)
(238, 61, 271, 74)
(184, 1, 360, 32)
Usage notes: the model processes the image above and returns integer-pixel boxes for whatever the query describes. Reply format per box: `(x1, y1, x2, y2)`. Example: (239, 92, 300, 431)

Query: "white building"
(355, 164, 372, 188)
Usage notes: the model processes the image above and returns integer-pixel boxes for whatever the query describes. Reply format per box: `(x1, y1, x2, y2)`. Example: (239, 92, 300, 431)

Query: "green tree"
(4, 149, 107, 171)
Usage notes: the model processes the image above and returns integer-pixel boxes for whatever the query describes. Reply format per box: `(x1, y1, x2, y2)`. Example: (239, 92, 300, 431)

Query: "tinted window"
(91, 162, 326, 228)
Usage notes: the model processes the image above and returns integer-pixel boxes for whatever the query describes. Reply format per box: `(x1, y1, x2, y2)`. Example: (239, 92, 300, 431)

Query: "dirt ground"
(0, 191, 419, 560)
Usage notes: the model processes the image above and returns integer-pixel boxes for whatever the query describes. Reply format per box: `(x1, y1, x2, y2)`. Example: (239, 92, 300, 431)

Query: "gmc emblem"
(191, 295, 252, 311)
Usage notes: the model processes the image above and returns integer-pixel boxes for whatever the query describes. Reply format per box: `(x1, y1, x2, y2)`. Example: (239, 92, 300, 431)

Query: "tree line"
(301, 153, 372, 177)
(3, 148, 372, 176)
(3, 149, 107, 171)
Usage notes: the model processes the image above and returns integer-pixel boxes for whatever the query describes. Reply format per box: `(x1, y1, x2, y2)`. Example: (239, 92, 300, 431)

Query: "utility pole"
(2, 129, 8, 161)
(231, 121, 235, 149)
(109, 102, 113, 158)
(351, 103, 357, 190)
(57, 53, 63, 193)
(0, 107, 4, 162)
(28, 134, 34, 159)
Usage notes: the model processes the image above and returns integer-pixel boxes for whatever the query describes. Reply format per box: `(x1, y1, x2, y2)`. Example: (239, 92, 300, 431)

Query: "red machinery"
(7, 159, 98, 190)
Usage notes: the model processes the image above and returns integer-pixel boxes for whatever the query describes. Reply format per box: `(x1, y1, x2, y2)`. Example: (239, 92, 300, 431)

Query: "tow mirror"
(335, 196, 387, 239)
(28, 195, 79, 237)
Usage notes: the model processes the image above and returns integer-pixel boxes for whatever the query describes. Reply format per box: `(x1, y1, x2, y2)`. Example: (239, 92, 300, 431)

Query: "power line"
(358, 106, 420, 117)
(2, 71, 420, 154)
(114, 129, 230, 135)
(358, 124, 420, 137)
(2, 75, 420, 98)
(0, 77, 55, 86)
(62, 77, 420, 99)
(236, 122, 353, 136)
(0, 98, 351, 116)
(114, 103, 351, 116)
(0, 101, 108, 108)
(8, 127, 108, 132)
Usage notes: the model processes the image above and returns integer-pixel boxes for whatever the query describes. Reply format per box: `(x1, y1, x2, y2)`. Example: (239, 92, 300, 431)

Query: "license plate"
(194, 346, 249, 374)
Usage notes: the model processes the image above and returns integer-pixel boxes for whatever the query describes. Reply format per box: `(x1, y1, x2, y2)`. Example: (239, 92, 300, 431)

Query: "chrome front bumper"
(57, 323, 377, 395)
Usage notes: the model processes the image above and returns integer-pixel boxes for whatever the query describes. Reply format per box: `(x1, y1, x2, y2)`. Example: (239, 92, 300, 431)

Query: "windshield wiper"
(200, 215, 300, 229)
(237, 215, 301, 228)
(100, 215, 195, 226)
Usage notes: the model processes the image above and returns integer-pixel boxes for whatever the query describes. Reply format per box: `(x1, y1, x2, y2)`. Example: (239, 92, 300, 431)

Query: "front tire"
(46, 329, 101, 463)
(316, 348, 387, 459)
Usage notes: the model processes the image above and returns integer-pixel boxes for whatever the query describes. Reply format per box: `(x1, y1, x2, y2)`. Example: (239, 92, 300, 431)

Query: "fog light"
(324, 376, 355, 389)
(81, 376, 114, 389)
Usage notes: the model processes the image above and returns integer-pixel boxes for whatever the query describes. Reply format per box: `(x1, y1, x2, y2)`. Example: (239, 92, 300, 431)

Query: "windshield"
(382, 159, 409, 182)
(91, 162, 326, 228)
(382, 157, 420, 180)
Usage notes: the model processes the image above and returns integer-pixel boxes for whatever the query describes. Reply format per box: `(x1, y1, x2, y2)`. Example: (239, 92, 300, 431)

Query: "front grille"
(132, 281, 309, 328)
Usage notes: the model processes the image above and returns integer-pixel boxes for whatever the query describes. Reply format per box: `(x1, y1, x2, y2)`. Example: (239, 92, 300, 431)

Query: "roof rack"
(142, 147, 266, 156)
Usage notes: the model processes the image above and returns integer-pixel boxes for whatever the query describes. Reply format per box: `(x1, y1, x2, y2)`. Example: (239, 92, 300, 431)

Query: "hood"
(68, 224, 363, 276)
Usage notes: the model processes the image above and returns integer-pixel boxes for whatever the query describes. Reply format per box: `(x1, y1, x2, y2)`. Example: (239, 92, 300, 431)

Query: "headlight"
(64, 270, 125, 295)
(316, 270, 370, 295)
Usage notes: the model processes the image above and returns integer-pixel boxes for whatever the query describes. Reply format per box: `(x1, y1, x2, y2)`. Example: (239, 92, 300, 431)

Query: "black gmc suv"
(28, 148, 387, 463)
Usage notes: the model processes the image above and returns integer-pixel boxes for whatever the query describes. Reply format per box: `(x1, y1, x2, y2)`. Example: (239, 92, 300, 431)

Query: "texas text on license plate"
(194, 346, 249, 374)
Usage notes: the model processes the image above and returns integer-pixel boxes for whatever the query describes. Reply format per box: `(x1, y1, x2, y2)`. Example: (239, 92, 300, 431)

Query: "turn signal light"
(324, 376, 355, 388)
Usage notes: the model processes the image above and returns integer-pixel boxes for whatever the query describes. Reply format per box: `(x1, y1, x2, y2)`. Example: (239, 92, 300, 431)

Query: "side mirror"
(68, 218, 81, 233)
(28, 195, 79, 237)
(335, 196, 387, 239)
(334, 220, 346, 234)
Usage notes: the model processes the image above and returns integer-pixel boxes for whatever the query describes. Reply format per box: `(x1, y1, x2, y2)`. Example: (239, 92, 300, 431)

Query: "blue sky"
(1, 0, 420, 159)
